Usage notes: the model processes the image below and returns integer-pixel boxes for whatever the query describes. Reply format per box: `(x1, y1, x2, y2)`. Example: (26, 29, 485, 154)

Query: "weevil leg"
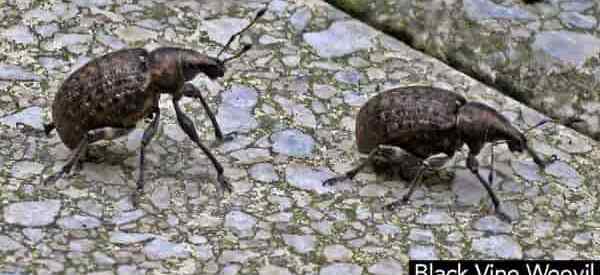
(322, 146, 385, 186)
(44, 127, 132, 185)
(172, 98, 232, 197)
(136, 108, 161, 195)
(182, 83, 235, 142)
(466, 153, 512, 222)
(384, 153, 450, 210)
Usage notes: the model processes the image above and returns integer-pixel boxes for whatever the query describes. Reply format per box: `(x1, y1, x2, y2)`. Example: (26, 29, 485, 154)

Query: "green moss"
(325, 0, 370, 17)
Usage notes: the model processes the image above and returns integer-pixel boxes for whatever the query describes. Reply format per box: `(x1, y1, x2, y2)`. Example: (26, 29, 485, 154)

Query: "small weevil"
(324, 86, 553, 221)
(43, 7, 267, 201)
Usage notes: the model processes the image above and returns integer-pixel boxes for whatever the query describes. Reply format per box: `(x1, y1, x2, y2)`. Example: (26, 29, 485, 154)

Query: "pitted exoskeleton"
(324, 86, 553, 221)
(43, 7, 267, 203)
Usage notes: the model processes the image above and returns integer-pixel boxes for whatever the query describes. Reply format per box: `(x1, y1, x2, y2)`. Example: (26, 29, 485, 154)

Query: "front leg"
(466, 153, 511, 222)
(172, 97, 232, 197)
(182, 83, 235, 142)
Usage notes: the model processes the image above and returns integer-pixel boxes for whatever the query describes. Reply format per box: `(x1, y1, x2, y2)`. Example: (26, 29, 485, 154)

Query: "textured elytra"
(52, 48, 156, 149)
(356, 86, 467, 158)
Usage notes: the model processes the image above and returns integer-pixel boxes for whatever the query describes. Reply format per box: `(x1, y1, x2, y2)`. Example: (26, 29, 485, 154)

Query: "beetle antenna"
(222, 44, 252, 63)
(524, 118, 550, 133)
(216, 5, 268, 59)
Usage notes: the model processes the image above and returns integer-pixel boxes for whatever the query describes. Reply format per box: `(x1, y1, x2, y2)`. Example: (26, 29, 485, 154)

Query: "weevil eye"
(507, 140, 524, 152)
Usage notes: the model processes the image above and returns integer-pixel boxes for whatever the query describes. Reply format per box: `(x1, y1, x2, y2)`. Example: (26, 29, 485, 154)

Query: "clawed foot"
(43, 164, 73, 185)
(213, 132, 237, 147)
(322, 175, 349, 187)
(131, 188, 144, 208)
(495, 205, 513, 223)
(217, 174, 233, 197)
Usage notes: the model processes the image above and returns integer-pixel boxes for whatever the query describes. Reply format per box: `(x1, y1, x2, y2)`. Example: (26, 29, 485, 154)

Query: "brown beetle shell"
(356, 86, 467, 158)
(52, 48, 159, 149)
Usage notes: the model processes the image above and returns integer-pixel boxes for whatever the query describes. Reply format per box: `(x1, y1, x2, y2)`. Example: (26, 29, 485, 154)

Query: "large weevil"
(324, 86, 553, 221)
(43, 8, 267, 201)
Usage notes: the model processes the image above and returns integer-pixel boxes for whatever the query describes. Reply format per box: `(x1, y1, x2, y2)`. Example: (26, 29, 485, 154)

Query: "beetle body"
(356, 86, 531, 162)
(325, 86, 549, 221)
(45, 46, 233, 201)
(52, 47, 222, 149)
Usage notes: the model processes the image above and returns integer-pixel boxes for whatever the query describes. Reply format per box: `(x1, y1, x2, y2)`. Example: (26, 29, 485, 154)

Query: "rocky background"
(328, 0, 600, 141)
(0, 0, 599, 274)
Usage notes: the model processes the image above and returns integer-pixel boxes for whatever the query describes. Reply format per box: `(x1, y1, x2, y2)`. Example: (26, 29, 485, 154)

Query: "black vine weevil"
(43, 7, 267, 202)
(324, 86, 554, 221)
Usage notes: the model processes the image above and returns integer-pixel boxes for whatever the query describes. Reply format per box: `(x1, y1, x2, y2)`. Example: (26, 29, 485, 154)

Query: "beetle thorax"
(457, 102, 525, 153)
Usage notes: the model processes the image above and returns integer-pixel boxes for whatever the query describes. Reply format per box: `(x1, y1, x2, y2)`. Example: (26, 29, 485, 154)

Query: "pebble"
(4, 200, 62, 227)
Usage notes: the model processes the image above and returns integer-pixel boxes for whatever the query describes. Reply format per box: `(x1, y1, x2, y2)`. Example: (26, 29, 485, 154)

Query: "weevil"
(323, 86, 553, 221)
(43, 7, 267, 201)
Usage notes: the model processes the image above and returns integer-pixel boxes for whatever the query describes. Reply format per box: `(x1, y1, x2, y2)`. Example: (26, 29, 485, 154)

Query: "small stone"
(195, 244, 214, 261)
(77, 199, 103, 217)
(150, 183, 170, 210)
(416, 210, 455, 225)
(249, 163, 279, 183)
(290, 7, 311, 32)
(343, 91, 368, 107)
(143, 239, 190, 260)
(217, 85, 259, 134)
(0, 106, 44, 129)
(559, 12, 597, 30)
(222, 264, 242, 275)
(258, 265, 293, 275)
(0, 235, 24, 252)
(117, 265, 141, 275)
(335, 69, 362, 85)
(115, 26, 157, 42)
(231, 148, 271, 164)
(320, 263, 363, 275)
(473, 216, 512, 234)
(22, 228, 44, 243)
(304, 21, 376, 58)
(98, 34, 127, 49)
(69, 239, 96, 252)
(533, 31, 600, 67)
(2, 25, 35, 44)
(109, 232, 155, 244)
(464, 0, 533, 21)
(200, 17, 250, 45)
(408, 228, 434, 243)
(219, 250, 260, 264)
(4, 200, 61, 227)
(323, 244, 353, 262)
(271, 129, 315, 157)
(545, 161, 583, 188)
(285, 164, 334, 194)
(282, 234, 316, 254)
(313, 84, 337, 99)
(472, 235, 523, 259)
(359, 184, 388, 197)
(57, 215, 102, 229)
(511, 160, 542, 182)
(11, 160, 44, 179)
(111, 210, 145, 225)
(94, 252, 116, 266)
(553, 249, 578, 260)
(409, 245, 438, 260)
(368, 258, 403, 275)
(225, 211, 257, 238)
(452, 169, 487, 206)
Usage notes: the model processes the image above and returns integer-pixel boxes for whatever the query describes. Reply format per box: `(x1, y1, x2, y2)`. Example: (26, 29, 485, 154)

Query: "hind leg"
(44, 127, 133, 185)
(384, 153, 451, 210)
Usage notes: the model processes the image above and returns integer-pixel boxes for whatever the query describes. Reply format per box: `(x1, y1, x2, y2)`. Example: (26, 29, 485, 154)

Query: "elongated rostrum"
(44, 7, 266, 202)
(324, 86, 553, 221)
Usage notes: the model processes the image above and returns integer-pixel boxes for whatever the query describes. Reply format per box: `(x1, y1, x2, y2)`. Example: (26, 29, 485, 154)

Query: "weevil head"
(178, 49, 225, 80)
(457, 102, 547, 168)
